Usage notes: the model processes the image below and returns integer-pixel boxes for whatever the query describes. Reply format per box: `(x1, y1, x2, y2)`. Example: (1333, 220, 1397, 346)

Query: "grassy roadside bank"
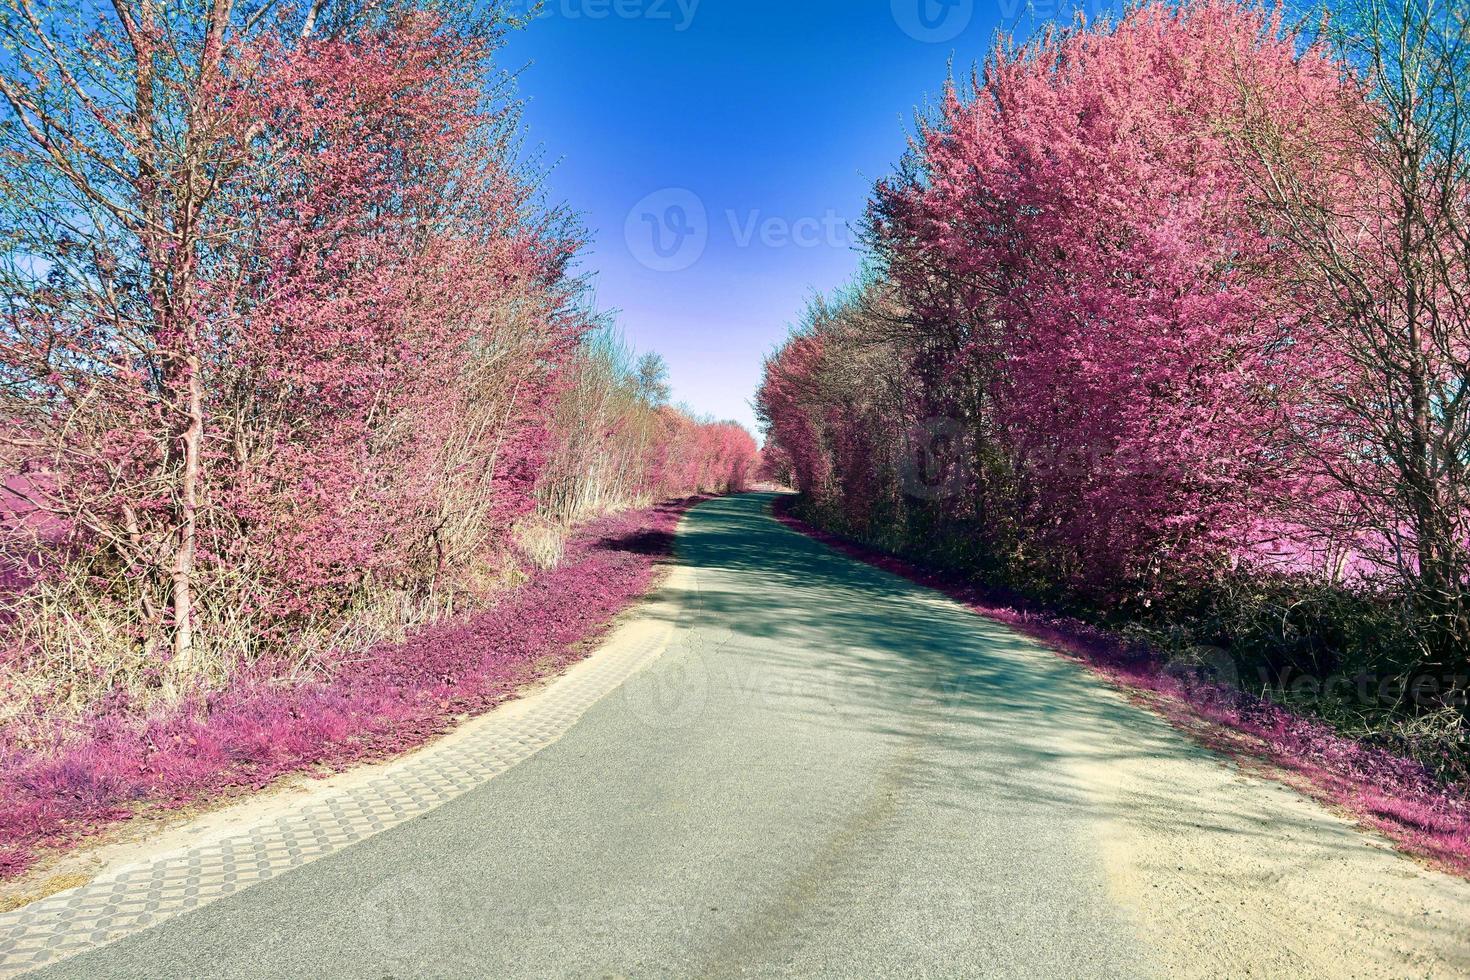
(0, 497, 703, 883)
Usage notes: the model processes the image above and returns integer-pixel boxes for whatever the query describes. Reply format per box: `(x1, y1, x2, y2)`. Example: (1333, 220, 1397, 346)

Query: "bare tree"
(634, 352, 672, 407)
(0, 0, 472, 683)
(0, 0, 287, 676)
(1231, 0, 1470, 678)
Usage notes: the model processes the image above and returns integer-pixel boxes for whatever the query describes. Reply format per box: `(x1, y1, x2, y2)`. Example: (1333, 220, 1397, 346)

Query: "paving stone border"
(0, 609, 677, 977)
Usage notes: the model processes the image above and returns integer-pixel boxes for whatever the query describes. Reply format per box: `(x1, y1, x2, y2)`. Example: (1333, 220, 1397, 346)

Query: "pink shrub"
(757, 333, 836, 502)
(650, 412, 760, 498)
(210, 16, 582, 620)
(0, 499, 698, 879)
(863, 0, 1354, 600)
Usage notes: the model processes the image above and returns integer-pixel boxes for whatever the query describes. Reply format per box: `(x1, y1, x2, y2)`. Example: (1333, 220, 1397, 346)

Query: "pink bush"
(756, 333, 835, 500)
(0, 499, 698, 879)
(865, 0, 1356, 599)
(208, 17, 583, 619)
(651, 413, 760, 497)
(758, 2, 1384, 607)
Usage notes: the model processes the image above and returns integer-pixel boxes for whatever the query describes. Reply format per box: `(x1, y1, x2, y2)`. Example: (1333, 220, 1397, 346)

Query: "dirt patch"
(1066, 690, 1470, 977)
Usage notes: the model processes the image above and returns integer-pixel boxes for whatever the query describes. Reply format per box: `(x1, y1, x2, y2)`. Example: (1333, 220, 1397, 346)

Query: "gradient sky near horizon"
(500, 0, 1117, 435)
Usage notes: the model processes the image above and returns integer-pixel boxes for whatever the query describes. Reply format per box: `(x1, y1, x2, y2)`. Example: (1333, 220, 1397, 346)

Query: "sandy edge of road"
(774, 501, 1470, 977)
(1060, 674, 1470, 978)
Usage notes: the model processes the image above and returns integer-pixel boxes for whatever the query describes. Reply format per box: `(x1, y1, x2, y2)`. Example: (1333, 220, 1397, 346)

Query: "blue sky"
(501, 0, 1115, 434)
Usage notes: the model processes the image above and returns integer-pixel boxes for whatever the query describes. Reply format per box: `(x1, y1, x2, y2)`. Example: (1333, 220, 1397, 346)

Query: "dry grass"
(0, 545, 531, 747)
(0, 871, 94, 914)
(514, 517, 570, 570)
(0, 560, 171, 745)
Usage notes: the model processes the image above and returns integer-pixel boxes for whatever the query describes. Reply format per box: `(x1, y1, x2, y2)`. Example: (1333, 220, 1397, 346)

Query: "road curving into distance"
(34, 493, 1470, 978)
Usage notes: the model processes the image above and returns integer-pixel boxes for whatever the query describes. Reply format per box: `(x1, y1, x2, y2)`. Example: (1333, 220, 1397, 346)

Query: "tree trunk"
(171, 351, 203, 676)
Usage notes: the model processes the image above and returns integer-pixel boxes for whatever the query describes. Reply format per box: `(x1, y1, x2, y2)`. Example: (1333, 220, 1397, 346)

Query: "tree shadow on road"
(634, 492, 1386, 873)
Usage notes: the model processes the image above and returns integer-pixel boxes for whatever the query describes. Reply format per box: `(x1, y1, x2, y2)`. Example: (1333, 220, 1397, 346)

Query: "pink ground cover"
(772, 497, 1470, 878)
(0, 498, 699, 880)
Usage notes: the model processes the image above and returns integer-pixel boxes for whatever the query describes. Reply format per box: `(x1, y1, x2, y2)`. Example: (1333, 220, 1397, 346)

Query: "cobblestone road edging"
(0, 585, 682, 977)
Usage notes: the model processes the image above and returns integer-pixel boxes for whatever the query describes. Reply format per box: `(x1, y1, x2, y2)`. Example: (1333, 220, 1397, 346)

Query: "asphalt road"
(37, 494, 1470, 978)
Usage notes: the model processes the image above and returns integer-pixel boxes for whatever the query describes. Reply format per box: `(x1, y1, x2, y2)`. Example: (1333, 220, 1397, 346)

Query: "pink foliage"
(650, 411, 760, 497)
(0, 10, 587, 662)
(757, 333, 835, 499)
(0, 498, 698, 879)
(759, 2, 1373, 603)
(211, 16, 580, 614)
(865, 0, 1350, 596)
(0, 475, 66, 592)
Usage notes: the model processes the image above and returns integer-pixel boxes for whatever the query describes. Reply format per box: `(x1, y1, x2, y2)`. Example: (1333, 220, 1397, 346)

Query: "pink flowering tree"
(864, 0, 1351, 604)
(0, 1, 583, 697)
